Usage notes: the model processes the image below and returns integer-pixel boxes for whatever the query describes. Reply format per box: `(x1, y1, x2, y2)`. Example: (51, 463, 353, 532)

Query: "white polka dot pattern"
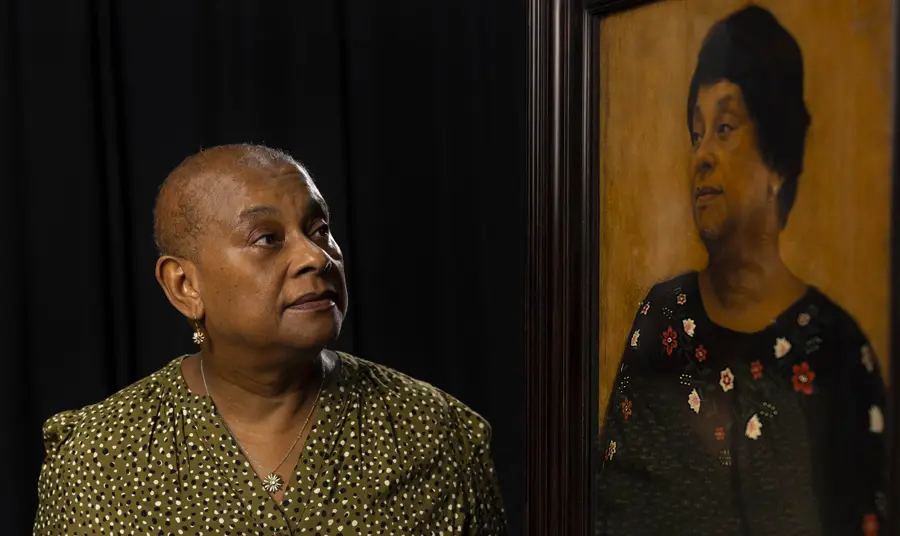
(34, 354, 508, 535)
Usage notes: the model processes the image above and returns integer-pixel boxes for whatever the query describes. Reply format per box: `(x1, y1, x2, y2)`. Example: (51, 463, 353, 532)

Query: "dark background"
(0, 1, 526, 534)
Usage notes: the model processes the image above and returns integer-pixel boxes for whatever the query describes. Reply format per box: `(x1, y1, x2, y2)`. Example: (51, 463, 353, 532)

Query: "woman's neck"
(700, 230, 806, 332)
(184, 348, 332, 432)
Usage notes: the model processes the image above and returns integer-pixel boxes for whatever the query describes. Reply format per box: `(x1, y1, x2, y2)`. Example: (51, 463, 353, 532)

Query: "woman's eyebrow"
(236, 205, 280, 225)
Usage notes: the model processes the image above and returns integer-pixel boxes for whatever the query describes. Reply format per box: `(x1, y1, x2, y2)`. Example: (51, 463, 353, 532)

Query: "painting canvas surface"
(597, 0, 893, 417)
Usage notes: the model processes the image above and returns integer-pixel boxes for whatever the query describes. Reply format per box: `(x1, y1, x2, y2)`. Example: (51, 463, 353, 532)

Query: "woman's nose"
(290, 236, 331, 275)
(693, 138, 716, 180)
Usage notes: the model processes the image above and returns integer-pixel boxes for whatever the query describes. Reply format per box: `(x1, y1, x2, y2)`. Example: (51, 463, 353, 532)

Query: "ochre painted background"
(598, 0, 893, 418)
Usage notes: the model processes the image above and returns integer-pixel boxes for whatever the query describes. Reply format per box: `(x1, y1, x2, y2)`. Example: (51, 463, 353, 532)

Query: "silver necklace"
(200, 356, 326, 494)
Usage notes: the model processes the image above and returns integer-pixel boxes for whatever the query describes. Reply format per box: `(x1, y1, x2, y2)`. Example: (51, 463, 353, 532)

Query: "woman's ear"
(155, 256, 205, 320)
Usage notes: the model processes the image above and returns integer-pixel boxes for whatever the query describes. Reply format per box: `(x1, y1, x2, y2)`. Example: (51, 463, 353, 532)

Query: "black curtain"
(0, 1, 526, 534)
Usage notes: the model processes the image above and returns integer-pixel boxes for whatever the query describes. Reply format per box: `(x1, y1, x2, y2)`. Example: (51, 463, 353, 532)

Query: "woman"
(33, 144, 508, 535)
(596, 6, 887, 536)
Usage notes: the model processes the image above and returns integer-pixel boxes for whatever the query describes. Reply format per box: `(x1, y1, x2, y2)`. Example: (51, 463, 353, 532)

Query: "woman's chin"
(281, 319, 342, 351)
(698, 225, 721, 241)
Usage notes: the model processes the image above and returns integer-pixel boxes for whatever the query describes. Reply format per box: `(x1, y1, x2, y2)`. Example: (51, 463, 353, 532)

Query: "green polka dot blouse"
(34, 353, 508, 535)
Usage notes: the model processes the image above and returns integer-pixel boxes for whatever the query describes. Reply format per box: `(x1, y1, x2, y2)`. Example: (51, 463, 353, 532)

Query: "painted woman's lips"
(287, 290, 338, 312)
(695, 186, 723, 206)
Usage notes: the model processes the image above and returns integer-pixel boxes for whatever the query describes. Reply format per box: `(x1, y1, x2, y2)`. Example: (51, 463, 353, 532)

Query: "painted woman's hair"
(687, 5, 811, 228)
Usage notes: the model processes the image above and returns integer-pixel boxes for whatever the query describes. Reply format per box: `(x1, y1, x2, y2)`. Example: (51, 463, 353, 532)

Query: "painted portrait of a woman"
(595, 6, 888, 535)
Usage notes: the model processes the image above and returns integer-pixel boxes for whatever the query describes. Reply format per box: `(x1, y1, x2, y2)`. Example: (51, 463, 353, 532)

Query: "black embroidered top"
(596, 272, 887, 536)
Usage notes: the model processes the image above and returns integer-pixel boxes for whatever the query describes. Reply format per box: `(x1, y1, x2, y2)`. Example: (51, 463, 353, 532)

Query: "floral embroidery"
(719, 368, 735, 392)
(640, 302, 650, 315)
(620, 398, 633, 420)
(805, 336, 822, 355)
(694, 345, 707, 362)
(797, 312, 810, 327)
(745, 414, 762, 440)
(718, 449, 732, 467)
(715, 427, 725, 441)
(750, 360, 763, 380)
(760, 402, 778, 419)
(630, 329, 640, 349)
(862, 345, 875, 373)
(676, 293, 687, 306)
(662, 327, 678, 355)
(791, 362, 815, 395)
(605, 440, 617, 461)
(688, 389, 701, 414)
(774, 337, 792, 359)
(682, 318, 696, 337)
(870, 406, 884, 434)
(863, 513, 879, 536)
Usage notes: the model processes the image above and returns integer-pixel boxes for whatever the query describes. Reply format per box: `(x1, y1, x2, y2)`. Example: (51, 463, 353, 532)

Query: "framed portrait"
(525, 0, 900, 534)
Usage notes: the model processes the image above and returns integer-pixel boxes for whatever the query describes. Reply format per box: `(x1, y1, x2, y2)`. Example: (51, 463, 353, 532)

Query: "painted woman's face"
(690, 81, 779, 243)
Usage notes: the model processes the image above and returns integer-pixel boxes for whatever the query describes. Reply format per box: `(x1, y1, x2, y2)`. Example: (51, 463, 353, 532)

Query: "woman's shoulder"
(799, 286, 874, 356)
(630, 271, 699, 317)
(645, 271, 699, 300)
(336, 352, 493, 445)
(804, 287, 867, 334)
(40, 357, 184, 457)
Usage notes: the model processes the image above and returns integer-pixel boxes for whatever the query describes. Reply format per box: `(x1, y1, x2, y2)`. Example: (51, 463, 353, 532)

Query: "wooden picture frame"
(525, 0, 900, 534)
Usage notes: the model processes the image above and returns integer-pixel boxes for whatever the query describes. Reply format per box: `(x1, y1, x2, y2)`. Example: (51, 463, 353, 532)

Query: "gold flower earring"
(192, 318, 206, 345)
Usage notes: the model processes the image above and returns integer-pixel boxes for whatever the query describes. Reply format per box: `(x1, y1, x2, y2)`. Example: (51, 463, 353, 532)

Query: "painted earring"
(192, 319, 206, 345)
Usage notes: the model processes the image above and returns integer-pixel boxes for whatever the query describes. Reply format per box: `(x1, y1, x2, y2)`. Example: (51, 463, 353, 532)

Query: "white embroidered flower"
(774, 337, 792, 359)
(719, 367, 735, 392)
(606, 440, 617, 460)
(861, 345, 875, 373)
(640, 302, 650, 315)
(870, 405, 884, 434)
(745, 414, 762, 440)
(682, 318, 696, 338)
(688, 389, 701, 414)
(676, 293, 687, 306)
(630, 329, 640, 349)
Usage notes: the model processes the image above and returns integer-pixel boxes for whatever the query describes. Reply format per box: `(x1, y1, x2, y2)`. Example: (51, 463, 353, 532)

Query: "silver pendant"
(261, 473, 285, 493)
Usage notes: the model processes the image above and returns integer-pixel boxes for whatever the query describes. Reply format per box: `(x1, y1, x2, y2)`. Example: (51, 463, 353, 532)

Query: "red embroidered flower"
(620, 398, 633, 420)
(863, 513, 879, 536)
(792, 362, 816, 395)
(694, 345, 707, 362)
(662, 327, 678, 355)
(750, 360, 763, 380)
(715, 427, 725, 441)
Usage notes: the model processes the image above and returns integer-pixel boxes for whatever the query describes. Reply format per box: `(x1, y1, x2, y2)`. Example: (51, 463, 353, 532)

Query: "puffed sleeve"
(450, 399, 509, 536)
(33, 410, 83, 535)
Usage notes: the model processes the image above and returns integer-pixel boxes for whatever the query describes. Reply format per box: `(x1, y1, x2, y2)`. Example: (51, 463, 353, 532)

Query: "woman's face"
(690, 81, 779, 243)
(194, 163, 348, 352)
